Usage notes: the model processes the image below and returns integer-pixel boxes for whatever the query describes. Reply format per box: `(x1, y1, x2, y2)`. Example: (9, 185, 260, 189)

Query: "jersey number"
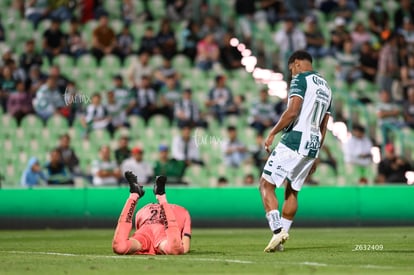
(150, 209, 158, 221)
(311, 100, 327, 126)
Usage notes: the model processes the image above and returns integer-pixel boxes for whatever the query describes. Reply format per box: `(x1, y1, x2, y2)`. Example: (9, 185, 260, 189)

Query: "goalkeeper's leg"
(112, 171, 145, 255)
(154, 176, 184, 255)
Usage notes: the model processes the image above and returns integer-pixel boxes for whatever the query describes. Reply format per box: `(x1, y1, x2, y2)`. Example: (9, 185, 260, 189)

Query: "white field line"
(0, 251, 409, 270)
(0, 251, 253, 264)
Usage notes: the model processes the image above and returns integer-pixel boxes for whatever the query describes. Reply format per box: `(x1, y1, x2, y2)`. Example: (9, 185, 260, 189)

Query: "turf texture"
(0, 227, 413, 274)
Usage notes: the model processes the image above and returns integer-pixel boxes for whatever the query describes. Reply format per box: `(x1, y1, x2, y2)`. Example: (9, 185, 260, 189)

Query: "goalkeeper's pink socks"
(112, 193, 139, 254)
(157, 194, 184, 255)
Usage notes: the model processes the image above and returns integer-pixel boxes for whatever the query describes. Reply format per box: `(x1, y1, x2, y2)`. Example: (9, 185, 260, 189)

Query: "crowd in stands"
(2, 0, 414, 187)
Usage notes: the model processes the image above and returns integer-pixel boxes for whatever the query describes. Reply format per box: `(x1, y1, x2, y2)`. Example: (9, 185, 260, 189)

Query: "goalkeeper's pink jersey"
(135, 203, 192, 238)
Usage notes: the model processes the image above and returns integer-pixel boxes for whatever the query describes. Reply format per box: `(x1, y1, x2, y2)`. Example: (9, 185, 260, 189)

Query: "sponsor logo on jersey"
(305, 134, 321, 150)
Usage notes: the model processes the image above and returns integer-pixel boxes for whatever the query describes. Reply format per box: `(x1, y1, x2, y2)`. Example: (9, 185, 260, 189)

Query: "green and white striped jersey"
(280, 71, 332, 158)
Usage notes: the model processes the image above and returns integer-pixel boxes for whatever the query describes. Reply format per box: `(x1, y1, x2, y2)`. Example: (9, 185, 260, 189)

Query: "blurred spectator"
(368, 1, 390, 41)
(63, 81, 84, 126)
(48, 65, 69, 94)
(171, 124, 204, 165)
(330, 17, 350, 55)
(7, 80, 33, 126)
(376, 143, 412, 184)
(153, 145, 186, 184)
(21, 157, 46, 187)
(235, 0, 256, 47)
(195, 32, 220, 71)
(127, 50, 152, 88)
(243, 173, 255, 185)
(181, 20, 201, 63)
(359, 41, 378, 83)
(206, 75, 236, 124)
(333, 0, 354, 22)
(250, 132, 268, 171)
(273, 96, 288, 123)
(25, 0, 49, 28)
(45, 149, 74, 185)
(174, 88, 207, 128)
(42, 18, 66, 63)
(121, 146, 153, 184)
(116, 24, 134, 63)
(91, 145, 122, 186)
(351, 22, 372, 52)
(0, 15, 5, 41)
(115, 135, 131, 165)
(283, 0, 308, 19)
(274, 16, 306, 74)
(222, 126, 247, 167)
(153, 57, 178, 87)
(106, 90, 128, 134)
(156, 19, 177, 59)
(121, 0, 136, 24)
(335, 39, 361, 84)
(377, 34, 399, 92)
(91, 13, 119, 64)
(111, 74, 133, 111)
(7, 58, 26, 83)
(66, 17, 88, 58)
(33, 76, 64, 121)
(220, 32, 242, 70)
(400, 54, 414, 94)
(48, 0, 74, 22)
(166, 0, 192, 21)
(377, 90, 404, 143)
(0, 65, 17, 112)
(19, 39, 43, 73)
(137, 26, 159, 55)
(55, 133, 80, 174)
(217, 176, 229, 186)
(199, 15, 225, 46)
(403, 87, 414, 128)
(343, 124, 373, 184)
(249, 88, 275, 134)
(304, 15, 328, 60)
(81, 93, 112, 137)
(394, 0, 414, 32)
(130, 75, 157, 124)
(26, 65, 46, 94)
(399, 18, 414, 52)
(159, 75, 182, 124)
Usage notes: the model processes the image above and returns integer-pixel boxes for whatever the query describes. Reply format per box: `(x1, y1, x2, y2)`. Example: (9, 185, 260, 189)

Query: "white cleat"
(264, 229, 289, 252)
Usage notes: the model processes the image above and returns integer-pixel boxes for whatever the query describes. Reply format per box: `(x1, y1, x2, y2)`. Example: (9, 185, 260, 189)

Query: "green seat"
(100, 54, 121, 70)
(20, 114, 44, 137)
(184, 165, 210, 186)
(0, 114, 18, 138)
(53, 54, 75, 69)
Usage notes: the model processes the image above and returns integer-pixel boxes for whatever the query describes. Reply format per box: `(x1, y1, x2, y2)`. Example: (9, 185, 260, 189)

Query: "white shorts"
(261, 143, 315, 191)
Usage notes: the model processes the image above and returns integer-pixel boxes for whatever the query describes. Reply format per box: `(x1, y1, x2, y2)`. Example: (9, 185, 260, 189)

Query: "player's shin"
(112, 193, 139, 254)
(157, 194, 183, 255)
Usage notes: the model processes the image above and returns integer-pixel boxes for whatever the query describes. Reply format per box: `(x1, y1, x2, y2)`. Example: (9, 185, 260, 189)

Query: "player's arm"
(182, 210, 192, 254)
(264, 96, 303, 152)
(319, 112, 330, 148)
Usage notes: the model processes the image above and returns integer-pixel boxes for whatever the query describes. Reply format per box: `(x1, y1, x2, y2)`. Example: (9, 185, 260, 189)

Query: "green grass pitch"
(0, 227, 413, 274)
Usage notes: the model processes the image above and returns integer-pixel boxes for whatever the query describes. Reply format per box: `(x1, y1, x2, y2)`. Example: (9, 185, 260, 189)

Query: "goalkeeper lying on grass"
(112, 172, 191, 255)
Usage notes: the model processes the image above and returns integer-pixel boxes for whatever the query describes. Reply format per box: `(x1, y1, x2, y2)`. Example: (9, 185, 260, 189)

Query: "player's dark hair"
(227, 125, 236, 131)
(288, 50, 313, 65)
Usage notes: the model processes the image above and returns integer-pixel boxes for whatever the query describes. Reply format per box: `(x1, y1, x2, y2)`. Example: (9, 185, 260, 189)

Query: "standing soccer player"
(259, 50, 332, 252)
(112, 172, 191, 255)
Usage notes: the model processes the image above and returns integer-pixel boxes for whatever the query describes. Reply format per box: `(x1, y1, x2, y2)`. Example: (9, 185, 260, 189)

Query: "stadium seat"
(20, 114, 44, 136)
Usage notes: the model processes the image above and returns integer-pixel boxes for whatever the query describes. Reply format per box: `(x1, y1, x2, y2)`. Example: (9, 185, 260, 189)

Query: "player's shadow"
(287, 245, 342, 251)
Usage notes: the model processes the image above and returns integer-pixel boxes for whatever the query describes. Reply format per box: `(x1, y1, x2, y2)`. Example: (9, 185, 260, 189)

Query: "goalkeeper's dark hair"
(288, 50, 313, 65)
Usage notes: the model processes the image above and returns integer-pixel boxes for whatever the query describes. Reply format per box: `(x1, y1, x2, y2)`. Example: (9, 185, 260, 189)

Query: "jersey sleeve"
(181, 208, 192, 238)
(288, 74, 307, 99)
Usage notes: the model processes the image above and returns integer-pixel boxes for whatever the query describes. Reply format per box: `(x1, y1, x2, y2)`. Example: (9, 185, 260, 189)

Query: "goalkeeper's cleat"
(264, 228, 289, 252)
(124, 171, 145, 197)
(154, 175, 167, 195)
